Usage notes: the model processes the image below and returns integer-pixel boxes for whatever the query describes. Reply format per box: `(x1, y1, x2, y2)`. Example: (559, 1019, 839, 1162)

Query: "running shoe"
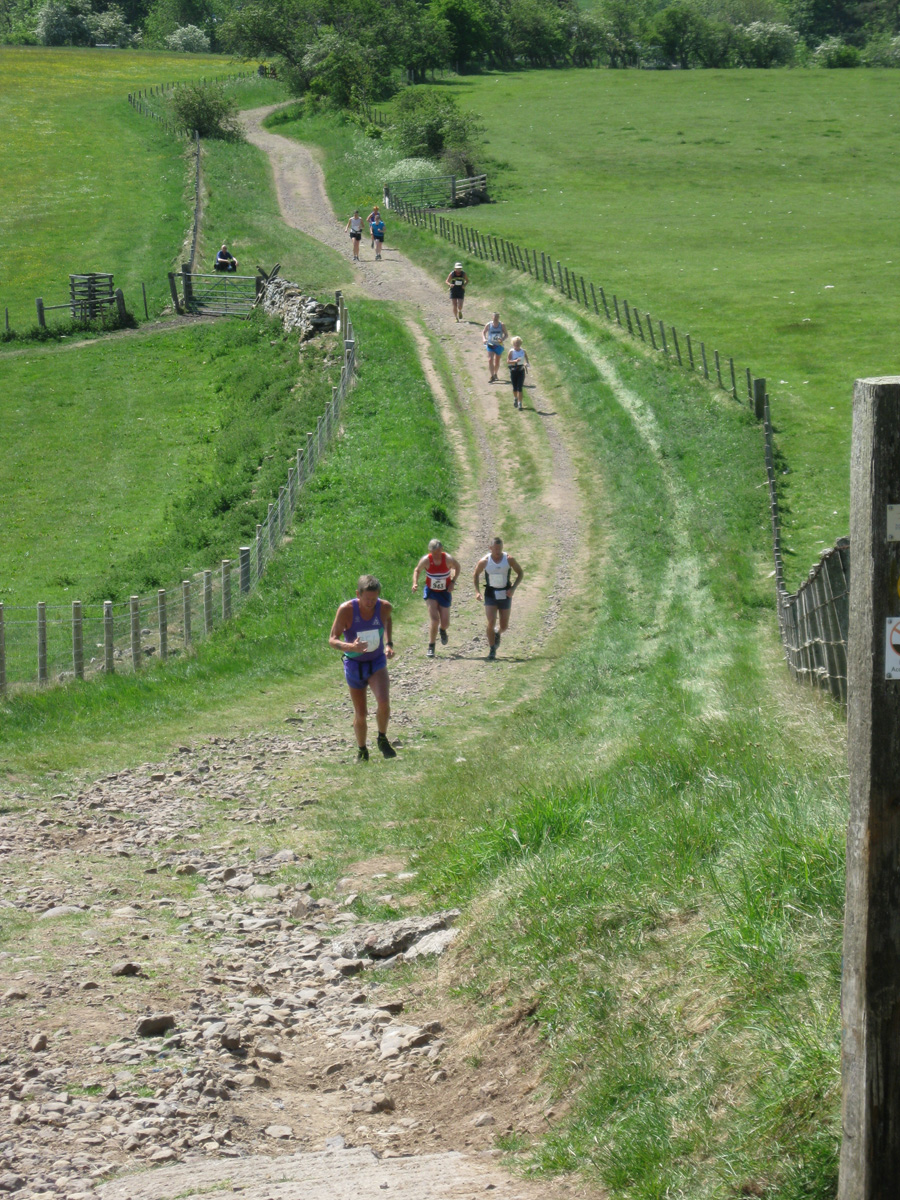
(357, 745, 369, 763)
(495, 631, 501, 647)
(488, 645, 496, 660)
(377, 732, 397, 759)
(427, 644, 436, 658)
(439, 629, 448, 646)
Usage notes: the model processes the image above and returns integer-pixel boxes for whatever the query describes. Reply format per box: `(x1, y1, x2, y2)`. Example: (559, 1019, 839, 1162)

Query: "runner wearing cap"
(328, 574, 397, 761)
(473, 537, 524, 660)
(445, 263, 468, 322)
(412, 538, 461, 657)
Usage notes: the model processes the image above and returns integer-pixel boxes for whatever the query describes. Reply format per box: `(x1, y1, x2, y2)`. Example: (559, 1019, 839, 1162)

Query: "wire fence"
(387, 195, 850, 706)
(126, 71, 256, 138)
(0, 294, 356, 696)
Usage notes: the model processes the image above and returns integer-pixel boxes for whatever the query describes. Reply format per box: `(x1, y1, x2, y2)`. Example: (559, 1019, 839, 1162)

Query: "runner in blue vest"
(371, 215, 386, 261)
(329, 575, 397, 761)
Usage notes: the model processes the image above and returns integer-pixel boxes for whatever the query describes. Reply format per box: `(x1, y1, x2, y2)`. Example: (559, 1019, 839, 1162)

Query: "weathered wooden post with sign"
(840, 376, 900, 1199)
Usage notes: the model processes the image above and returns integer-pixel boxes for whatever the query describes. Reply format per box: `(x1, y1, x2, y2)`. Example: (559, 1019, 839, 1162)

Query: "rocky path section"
(1, 741, 592, 1200)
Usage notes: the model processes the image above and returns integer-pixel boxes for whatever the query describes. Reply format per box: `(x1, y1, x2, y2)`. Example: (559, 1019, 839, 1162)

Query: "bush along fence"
(0, 291, 356, 696)
(388, 195, 850, 706)
(126, 70, 256, 137)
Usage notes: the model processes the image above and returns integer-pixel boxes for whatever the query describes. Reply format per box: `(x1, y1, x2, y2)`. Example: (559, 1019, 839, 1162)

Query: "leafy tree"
(166, 21, 209, 48)
(89, 5, 141, 44)
(694, 16, 738, 64)
(172, 81, 242, 137)
(651, 2, 711, 67)
(596, 0, 647, 67)
(35, 1, 91, 44)
(734, 19, 798, 64)
(429, 0, 487, 70)
(786, 0, 865, 46)
(393, 87, 482, 170)
(567, 9, 607, 65)
(506, 0, 567, 66)
(813, 34, 861, 61)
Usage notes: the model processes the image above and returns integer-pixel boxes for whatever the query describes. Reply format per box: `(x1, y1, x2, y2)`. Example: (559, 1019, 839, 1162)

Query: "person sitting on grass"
(215, 244, 238, 272)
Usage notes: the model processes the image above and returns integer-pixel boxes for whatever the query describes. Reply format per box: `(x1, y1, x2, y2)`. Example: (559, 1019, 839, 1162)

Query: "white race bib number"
(358, 628, 381, 651)
(487, 572, 507, 589)
(429, 578, 446, 591)
(492, 589, 507, 601)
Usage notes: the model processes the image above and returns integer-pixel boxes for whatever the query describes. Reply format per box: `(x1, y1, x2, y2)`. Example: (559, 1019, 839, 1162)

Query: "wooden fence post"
(103, 601, 114, 673)
(0, 602, 5, 695)
(182, 580, 191, 648)
(647, 315, 657, 349)
(72, 601, 84, 680)
(612, 295, 621, 326)
(240, 547, 251, 595)
(715, 349, 723, 388)
(37, 602, 47, 684)
(599, 287, 611, 321)
(686, 334, 694, 370)
(753, 378, 766, 422)
(659, 321, 669, 356)
(590, 283, 599, 315)
(633, 309, 645, 341)
(203, 571, 213, 635)
(158, 589, 167, 661)
(623, 300, 633, 336)
(840, 375, 900, 1199)
(130, 595, 141, 671)
(141, 282, 148, 320)
(701, 342, 710, 380)
(730, 357, 738, 400)
(278, 486, 286, 535)
(267, 503, 277, 554)
(222, 560, 232, 621)
(672, 328, 682, 366)
(36, 298, 46, 329)
(114, 288, 127, 323)
(168, 272, 182, 314)
(256, 524, 264, 581)
(556, 261, 564, 291)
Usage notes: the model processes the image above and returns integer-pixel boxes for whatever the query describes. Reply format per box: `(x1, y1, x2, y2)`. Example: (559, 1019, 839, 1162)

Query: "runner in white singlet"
(473, 537, 524, 660)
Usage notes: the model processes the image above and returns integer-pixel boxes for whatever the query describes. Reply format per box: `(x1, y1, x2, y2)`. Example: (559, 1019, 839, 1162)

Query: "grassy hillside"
(0, 47, 265, 323)
(317, 68, 900, 587)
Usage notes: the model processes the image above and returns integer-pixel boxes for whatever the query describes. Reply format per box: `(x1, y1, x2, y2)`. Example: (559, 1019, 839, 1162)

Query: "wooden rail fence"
(126, 71, 256, 137)
(0, 293, 356, 694)
(388, 194, 850, 706)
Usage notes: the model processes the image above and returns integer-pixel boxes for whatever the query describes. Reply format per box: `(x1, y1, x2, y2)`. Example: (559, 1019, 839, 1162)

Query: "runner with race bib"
(412, 538, 462, 658)
(473, 537, 524, 660)
(328, 574, 397, 761)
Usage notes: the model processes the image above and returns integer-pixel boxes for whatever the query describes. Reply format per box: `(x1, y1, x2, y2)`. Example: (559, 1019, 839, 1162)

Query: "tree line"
(3, 0, 900, 75)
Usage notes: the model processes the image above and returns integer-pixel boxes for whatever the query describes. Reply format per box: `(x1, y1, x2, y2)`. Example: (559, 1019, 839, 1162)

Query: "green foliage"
(393, 88, 482, 170)
(813, 35, 862, 64)
(429, 0, 487, 69)
(734, 19, 798, 65)
(35, 1, 91, 44)
(171, 80, 241, 137)
(165, 22, 209, 50)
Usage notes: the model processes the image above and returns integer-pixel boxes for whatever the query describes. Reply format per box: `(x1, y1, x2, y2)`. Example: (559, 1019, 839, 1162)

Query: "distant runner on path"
(345, 210, 364, 262)
(507, 337, 530, 410)
(445, 262, 468, 322)
(412, 538, 461, 658)
(473, 537, 524, 660)
(482, 312, 507, 383)
(371, 214, 386, 261)
(366, 204, 381, 248)
(328, 575, 397, 761)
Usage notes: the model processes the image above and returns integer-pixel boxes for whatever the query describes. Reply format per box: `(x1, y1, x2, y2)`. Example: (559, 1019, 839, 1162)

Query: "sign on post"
(841, 376, 900, 1198)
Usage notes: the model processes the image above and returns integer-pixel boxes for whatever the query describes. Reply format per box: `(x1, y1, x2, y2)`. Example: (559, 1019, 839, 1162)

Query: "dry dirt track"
(0, 116, 603, 1200)
(240, 107, 587, 691)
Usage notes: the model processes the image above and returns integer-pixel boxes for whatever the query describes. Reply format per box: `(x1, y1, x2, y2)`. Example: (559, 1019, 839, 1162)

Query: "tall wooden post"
(841, 376, 900, 1198)
(104, 601, 115, 673)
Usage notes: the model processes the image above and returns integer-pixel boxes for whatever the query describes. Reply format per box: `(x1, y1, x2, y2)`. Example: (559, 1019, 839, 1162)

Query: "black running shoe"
(495, 631, 501, 647)
(488, 645, 496, 660)
(357, 745, 369, 762)
(427, 644, 435, 658)
(439, 628, 448, 646)
(377, 733, 397, 759)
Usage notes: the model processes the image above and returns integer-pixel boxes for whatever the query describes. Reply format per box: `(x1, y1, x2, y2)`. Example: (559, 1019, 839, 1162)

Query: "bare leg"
(426, 597, 441, 643)
(440, 604, 451, 632)
(498, 606, 512, 634)
(485, 604, 498, 647)
(369, 669, 391, 735)
(349, 685, 368, 746)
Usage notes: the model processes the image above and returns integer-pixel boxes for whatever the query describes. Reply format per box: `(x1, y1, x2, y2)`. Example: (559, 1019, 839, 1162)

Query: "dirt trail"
(241, 105, 586, 711)
(0, 115, 599, 1200)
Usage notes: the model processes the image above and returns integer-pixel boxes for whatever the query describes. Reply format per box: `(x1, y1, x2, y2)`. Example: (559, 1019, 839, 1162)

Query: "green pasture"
(0, 318, 328, 609)
(0, 47, 271, 326)
(305, 69, 900, 587)
(454, 68, 900, 585)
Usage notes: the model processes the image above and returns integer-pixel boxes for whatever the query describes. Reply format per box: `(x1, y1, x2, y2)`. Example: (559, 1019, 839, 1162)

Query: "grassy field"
(0, 318, 343, 610)
(289, 69, 900, 587)
(0, 47, 269, 325)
